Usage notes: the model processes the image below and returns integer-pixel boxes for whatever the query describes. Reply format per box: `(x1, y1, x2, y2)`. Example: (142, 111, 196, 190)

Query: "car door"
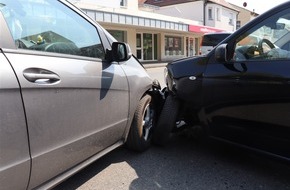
(203, 7, 290, 158)
(1, 0, 129, 188)
(0, 52, 31, 189)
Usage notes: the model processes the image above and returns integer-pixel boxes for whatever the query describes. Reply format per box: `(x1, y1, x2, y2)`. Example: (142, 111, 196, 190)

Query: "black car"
(153, 1, 290, 161)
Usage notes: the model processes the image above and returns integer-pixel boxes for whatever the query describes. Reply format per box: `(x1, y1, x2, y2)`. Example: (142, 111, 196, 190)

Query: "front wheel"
(153, 94, 180, 146)
(126, 94, 156, 152)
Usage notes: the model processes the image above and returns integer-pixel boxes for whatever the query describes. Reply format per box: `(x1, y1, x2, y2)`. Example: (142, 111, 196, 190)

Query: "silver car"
(0, 0, 161, 189)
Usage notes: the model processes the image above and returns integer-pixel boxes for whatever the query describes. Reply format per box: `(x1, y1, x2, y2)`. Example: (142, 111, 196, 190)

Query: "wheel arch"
(123, 79, 163, 142)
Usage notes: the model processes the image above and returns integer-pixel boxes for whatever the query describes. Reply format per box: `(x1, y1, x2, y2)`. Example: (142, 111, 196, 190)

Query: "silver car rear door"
(1, 0, 129, 188)
(0, 52, 31, 190)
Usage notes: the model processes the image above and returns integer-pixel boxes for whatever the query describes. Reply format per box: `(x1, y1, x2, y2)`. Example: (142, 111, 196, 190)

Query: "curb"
(143, 63, 167, 69)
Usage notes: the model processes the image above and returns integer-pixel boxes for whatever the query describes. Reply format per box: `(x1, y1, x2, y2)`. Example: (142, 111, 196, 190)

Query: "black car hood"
(167, 56, 208, 79)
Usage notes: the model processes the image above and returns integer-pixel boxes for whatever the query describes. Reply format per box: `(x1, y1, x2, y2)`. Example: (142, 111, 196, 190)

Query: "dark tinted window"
(201, 33, 231, 46)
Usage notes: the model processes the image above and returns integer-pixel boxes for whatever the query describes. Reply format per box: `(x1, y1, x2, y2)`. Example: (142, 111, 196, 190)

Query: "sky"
(226, 0, 289, 14)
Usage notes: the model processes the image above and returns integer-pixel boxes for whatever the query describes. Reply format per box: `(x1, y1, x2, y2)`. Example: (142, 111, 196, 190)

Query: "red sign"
(189, 25, 225, 33)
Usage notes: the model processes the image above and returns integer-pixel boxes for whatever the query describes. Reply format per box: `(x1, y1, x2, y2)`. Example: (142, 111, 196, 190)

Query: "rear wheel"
(126, 94, 156, 152)
(153, 94, 180, 146)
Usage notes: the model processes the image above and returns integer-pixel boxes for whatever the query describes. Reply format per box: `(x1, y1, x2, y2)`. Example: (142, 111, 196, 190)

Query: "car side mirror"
(106, 42, 132, 62)
(215, 43, 229, 63)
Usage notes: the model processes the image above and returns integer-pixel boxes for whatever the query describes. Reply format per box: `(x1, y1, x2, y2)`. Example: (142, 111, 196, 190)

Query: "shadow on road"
(53, 134, 290, 190)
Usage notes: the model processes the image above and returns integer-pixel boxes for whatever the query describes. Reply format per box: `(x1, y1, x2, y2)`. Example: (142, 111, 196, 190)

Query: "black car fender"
(166, 56, 207, 102)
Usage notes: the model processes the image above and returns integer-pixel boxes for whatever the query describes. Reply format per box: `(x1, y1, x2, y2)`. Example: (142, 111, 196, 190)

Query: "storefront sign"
(189, 25, 225, 33)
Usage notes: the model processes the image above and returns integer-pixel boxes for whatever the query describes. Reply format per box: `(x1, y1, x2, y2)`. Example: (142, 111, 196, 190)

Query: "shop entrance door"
(136, 33, 157, 61)
(186, 37, 195, 57)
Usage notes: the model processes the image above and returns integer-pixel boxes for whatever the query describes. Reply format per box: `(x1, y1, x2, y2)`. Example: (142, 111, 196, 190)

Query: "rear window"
(201, 33, 231, 46)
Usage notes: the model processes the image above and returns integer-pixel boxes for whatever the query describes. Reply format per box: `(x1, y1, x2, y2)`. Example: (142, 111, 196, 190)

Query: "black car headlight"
(164, 67, 168, 86)
(164, 67, 176, 92)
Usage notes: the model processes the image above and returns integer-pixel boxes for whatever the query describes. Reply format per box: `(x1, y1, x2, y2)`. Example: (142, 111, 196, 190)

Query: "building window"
(216, 8, 220, 21)
(236, 20, 241, 30)
(108, 30, 126, 42)
(165, 36, 183, 56)
(120, 0, 127, 7)
(229, 18, 233, 25)
(229, 13, 234, 25)
(208, 8, 213, 20)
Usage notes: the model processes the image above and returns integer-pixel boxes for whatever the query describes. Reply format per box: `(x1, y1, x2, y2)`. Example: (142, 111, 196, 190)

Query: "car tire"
(153, 94, 180, 146)
(126, 94, 156, 152)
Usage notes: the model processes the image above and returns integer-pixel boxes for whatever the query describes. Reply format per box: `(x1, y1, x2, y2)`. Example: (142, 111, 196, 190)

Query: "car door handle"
(23, 68, 60, 84)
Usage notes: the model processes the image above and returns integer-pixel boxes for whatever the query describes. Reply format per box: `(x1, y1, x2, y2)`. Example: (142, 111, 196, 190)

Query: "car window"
(202, 33, 231, 46)
(0, 0, 105, 59)
(233, 8, 290, 62)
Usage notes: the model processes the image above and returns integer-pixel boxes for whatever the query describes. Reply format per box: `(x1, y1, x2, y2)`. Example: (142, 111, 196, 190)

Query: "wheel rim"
(142, 103, 154, 141)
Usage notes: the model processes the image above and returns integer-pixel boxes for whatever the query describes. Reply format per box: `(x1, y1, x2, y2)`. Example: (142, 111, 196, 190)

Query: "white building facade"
(151, 0, 238, 32)
(69, 0, 232, 62)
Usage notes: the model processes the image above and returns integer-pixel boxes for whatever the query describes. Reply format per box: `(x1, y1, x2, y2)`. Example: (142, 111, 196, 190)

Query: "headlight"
(164, 67, 176, 91)
(164, 67, 168, 85)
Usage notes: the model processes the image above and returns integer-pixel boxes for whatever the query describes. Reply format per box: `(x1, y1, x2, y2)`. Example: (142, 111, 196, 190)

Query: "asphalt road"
(145, 66, 166, 88)
(53, 135, 290, 190)
(53, 67, 290, 190)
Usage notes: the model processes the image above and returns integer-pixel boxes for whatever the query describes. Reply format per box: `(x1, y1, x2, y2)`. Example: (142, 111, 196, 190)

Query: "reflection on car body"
(199, 32, 232, 55)
(0, 0, 162, 189)
(153, 1, 290, 161)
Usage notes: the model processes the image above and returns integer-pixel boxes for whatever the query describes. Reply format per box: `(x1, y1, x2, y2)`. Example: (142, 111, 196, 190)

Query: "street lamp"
(243, 2, 247, 7)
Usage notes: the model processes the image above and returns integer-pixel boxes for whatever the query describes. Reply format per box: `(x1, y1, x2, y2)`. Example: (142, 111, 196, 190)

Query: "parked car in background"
(199, 32, 232, 55)
(153, 1, 290, 161)
(0, 0, 161, 189)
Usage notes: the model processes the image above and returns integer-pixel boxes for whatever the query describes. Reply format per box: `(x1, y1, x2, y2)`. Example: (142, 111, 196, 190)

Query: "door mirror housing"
(215, 43, 229, 63)
(106, 42, 132, 62)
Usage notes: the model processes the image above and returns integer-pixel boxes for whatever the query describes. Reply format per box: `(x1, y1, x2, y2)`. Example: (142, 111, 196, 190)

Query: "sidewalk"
(142, 62, 168, 69)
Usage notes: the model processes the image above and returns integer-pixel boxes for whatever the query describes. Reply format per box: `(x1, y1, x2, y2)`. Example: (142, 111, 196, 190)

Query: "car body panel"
(5, 52, 129, 189)
(166, 56, 207, 79)
(203, 60, 290, 158)
(0, 0, 156, 189)
(200, 32, 232, 55)
(119, 57, 153, 138)
(165, 1, 290, 160)
(165, 57, 206, 108)
(0, 53, 31, 190)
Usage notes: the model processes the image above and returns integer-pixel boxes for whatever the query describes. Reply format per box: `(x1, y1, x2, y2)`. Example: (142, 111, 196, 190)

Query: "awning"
(189, 25, 225, 33)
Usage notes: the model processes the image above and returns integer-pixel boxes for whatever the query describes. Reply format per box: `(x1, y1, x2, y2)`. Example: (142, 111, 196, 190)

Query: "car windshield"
(252, 18, 290, 45)
(233, 10, 290, 61)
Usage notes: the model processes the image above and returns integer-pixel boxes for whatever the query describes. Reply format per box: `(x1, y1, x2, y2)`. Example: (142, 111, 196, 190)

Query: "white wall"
(127, 0, 138, 11)
(154, 1, 204, 25)
(205, 3, 237, 31)
(152, 1, 238, 31)
(220, 7, 236, 31)
(126, 29, 136, 54)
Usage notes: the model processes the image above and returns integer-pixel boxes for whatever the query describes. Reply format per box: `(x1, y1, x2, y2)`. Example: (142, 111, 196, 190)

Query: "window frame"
(216, 8, 220, 21)
(229, 13, 234, 25)
(208, 7, 213, 20)
(120, 0, 127, 7)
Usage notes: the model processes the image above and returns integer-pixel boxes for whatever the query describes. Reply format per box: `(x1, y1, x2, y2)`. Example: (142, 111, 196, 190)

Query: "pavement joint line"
(143, 62, 167, 69)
